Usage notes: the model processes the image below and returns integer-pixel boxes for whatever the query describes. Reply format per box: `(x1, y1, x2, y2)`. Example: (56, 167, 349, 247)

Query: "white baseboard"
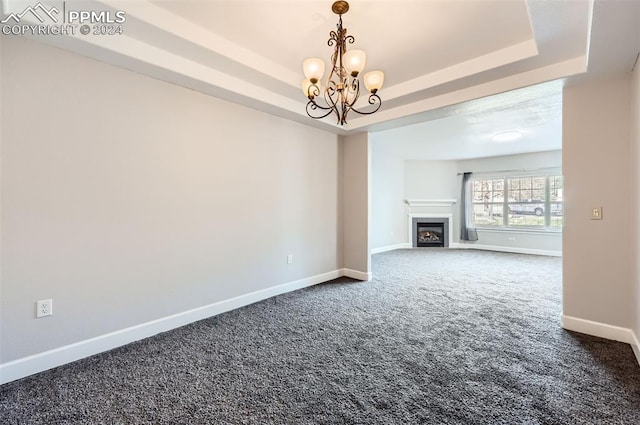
(451, 242, 562, 257)
(371, 243, 411, 254)
(369, 243, 558, 256)
(632, 331, 640, 367)
(0, 269, 343, 385)
(342, 268, 372, 281)
(561, 315, 636, 344)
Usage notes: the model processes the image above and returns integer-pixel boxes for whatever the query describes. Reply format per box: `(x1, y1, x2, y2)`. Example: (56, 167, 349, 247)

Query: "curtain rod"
(456, 166, 561, 176)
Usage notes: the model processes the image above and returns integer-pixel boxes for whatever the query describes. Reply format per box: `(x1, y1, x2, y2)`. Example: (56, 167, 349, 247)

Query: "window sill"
(475, 227, 562, 235)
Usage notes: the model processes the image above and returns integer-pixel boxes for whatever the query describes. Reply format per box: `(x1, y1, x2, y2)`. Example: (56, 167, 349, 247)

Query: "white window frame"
(470, 171, 563, 232)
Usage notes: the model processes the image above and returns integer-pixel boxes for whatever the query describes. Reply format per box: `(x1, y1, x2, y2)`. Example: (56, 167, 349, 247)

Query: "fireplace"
(411, 217, 450, 248)
(417, 223, 445, 247)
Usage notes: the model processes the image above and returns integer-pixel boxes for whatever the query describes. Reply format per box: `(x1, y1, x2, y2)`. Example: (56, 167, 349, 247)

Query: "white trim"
(408, 214, 454, 247)
(475, 228, 562, 236)
(405, 199, 457, 207)
(452, 242, 561, 257)
(342, 268, 372, 281)
(0, 269, 343, 385)
(632, 331, 640, 367)
(561, 315, 636, 344)
(371, 243, 411, 254)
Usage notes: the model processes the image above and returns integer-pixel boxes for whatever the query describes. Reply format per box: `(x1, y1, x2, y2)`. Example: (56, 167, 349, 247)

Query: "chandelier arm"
(341, 102, 349, 125)
(324, 80, 343, 123)
(325, 80, 339, 106)
(306, 83, 321, 99)
(345, 77, 360, 108)
(347, 93, 383, 116)
(306, 99, 337, 120)
(328, 31, 339, 47)
(304, 81, 342, 121)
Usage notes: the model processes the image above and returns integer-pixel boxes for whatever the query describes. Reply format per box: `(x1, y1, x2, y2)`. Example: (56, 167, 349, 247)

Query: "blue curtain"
(460, 172, 478, 242)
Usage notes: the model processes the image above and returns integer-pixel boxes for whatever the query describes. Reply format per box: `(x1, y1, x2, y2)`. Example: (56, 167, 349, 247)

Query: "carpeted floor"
(1, 249, 639, 424)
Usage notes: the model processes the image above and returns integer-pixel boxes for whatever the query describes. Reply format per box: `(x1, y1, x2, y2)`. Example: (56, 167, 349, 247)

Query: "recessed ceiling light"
(492, 131, 522, 142)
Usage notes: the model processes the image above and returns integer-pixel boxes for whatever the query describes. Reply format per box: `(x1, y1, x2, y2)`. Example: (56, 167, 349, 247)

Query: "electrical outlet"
(287, 254, 293, 264)
(36, 299, 53, 318)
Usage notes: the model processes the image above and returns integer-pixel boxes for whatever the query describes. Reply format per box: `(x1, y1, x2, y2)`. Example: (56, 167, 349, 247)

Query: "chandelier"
(301, 1, 384, 125)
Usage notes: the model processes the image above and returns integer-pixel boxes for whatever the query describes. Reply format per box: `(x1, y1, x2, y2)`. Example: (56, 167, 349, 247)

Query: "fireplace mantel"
(405, 199, 457, 207)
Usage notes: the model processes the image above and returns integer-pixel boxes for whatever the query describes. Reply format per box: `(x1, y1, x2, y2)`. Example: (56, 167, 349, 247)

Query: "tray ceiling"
(0, 0, 620, 135)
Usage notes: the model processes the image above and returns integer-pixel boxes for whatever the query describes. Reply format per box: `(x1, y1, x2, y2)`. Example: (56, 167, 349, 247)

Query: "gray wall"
(342, 133, 371, 275)
(370, 144, 405, 249)
(0, 37, 342, 362)
(404, 160, 459, 199)
(563, 76, 633, 329)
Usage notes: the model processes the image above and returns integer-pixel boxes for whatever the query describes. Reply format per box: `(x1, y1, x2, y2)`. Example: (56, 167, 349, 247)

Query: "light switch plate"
(591, 207, 603, 220)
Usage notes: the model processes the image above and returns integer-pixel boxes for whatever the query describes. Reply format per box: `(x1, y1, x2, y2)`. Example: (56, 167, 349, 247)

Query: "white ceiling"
(152, 0, 536, 86)
(370, 80, 562, 160)
(2, 0, 639, 158)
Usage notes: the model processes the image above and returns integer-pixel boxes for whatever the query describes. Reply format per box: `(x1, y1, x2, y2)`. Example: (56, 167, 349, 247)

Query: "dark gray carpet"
(1, 249, 639, 424)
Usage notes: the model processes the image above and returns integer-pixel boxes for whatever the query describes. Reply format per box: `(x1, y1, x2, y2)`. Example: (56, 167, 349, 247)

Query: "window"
(471, 178, 504, 226)
(471, 173, 563, 230)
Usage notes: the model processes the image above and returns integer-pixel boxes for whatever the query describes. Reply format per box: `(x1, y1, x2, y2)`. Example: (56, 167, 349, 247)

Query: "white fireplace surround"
(408, 214, 454, 248)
